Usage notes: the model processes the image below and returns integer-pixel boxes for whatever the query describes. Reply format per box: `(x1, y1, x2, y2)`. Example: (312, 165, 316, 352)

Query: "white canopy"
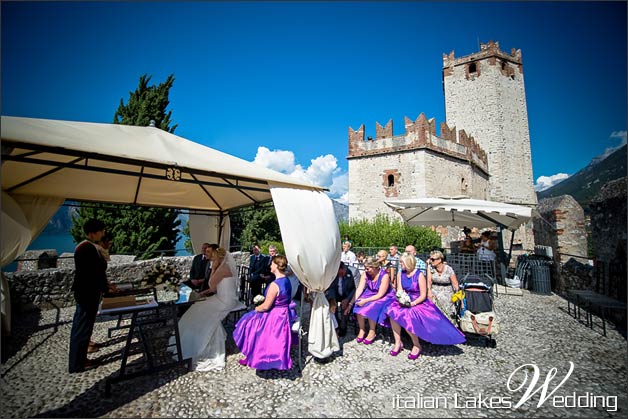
(1, 116, 326, 263)
(1, 116, 321, 212)
(385, 197, 532, 230)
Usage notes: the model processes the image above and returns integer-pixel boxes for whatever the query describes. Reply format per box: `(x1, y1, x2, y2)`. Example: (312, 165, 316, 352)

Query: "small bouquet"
(253, 294, 265, 306)
(396, 289, 412, 307)
(141, 260, 181, 292)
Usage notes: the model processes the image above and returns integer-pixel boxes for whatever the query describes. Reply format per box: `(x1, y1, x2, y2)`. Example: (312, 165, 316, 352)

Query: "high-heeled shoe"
(238, 358, 247, 366)
(362, 335, 376, 345)
(389, 346, 402, 356)
(407, 349, 421, 360)
(355, 336, 364, 343)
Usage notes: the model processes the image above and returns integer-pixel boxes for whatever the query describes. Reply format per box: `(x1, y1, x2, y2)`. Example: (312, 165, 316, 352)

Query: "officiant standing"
(68, 218, 109, 373)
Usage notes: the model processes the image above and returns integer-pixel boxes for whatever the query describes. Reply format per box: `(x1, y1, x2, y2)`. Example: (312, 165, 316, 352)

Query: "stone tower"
(442, 41, 537, 206)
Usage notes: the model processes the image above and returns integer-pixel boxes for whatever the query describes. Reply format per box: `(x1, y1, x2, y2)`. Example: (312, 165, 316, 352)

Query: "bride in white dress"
(172, 247, 245, 371)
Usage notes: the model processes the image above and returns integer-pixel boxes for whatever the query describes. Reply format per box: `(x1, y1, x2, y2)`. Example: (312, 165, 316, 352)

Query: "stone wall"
(533, 195, 588, 292)
(534, 195, 588, 262)
(560, 258, 595, 292)
(589, 177, 627, 263)
(4, 251, 251, 311)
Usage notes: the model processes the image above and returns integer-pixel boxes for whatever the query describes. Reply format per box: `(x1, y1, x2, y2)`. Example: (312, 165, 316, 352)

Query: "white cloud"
(534, 173, 569, 192)
(252, 146, 348, 202)
(601, 130, 628, 158)
(253, 146, 297, 173)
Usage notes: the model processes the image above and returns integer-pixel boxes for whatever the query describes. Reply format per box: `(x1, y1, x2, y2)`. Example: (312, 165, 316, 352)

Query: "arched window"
(469, 62, 477, 73)
(387, 174, 395, 187)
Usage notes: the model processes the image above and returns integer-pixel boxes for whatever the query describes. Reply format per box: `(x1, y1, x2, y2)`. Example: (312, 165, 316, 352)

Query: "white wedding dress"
(171, 254, 245, 371)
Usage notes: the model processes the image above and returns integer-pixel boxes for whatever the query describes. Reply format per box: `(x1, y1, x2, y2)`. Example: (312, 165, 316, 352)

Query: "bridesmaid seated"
(233, 255, 297, 370)
(351, 256, 396, 345)
(386, 253, 465, 360)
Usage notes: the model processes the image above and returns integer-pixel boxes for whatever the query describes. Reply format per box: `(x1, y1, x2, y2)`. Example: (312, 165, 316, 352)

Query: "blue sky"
(2, 1, 626, 202)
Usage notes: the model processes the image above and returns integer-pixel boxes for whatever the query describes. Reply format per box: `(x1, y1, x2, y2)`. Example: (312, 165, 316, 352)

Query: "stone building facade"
(347, 41, 536, 249)
(347, 115, 490, 221)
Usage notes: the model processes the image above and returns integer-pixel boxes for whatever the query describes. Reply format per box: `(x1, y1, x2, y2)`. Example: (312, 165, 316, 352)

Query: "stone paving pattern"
(0, 289, 626, 418)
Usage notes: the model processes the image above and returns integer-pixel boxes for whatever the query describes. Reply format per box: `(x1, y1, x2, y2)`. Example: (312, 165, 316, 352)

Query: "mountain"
(537, 144, 627, 207)
(41, 202, 77, 234)
(332, 199, 349, 223)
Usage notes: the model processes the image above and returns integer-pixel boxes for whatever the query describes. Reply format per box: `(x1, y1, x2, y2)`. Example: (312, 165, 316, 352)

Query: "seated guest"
(233, 255, 297, 370)
(427, 250, 460, 321)
(386, 253, 465, 360)
(324, 261, 357, 337)
(171, 247, 242, 371)
(351, 256, 395, 345)
(248, 244, 268, 298)
(404, 244, 427, 277)
(340, 241, 357, 266)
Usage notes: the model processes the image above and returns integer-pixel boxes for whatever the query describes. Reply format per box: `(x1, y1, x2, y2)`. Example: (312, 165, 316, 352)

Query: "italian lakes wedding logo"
(392, 362, 618, 413)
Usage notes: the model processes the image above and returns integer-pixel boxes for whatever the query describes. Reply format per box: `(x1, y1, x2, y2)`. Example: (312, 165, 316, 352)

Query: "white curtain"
(1, 192, 63, 267)
(1, 192, 63, 335)
(189, 213, 230, 253)
(219, 215, 231, 251)
(270, 186, 341, 359)
(189, 214, 218, 254)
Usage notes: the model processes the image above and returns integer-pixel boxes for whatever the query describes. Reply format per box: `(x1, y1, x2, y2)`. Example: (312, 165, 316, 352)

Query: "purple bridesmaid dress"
(233, 276, 297, 370)
(386, 270, 465, 345)
(352, 269, 395, 327)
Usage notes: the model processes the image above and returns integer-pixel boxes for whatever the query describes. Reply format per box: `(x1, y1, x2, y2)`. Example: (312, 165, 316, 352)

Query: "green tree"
(339, 214, 441, 251)
(230, 205, 281, 251)
(71, 74, 181, 259)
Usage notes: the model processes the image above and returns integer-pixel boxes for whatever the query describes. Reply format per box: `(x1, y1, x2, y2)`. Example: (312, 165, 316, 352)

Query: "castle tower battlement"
(348, 113, 488, 173)
(443, 40, 536, 206)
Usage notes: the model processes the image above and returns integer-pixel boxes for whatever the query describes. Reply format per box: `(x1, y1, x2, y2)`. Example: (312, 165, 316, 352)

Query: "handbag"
(459, 310, 500, 335)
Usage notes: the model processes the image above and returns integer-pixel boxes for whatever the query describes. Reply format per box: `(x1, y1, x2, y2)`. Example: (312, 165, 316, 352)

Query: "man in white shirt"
(340, 241, 357, 266)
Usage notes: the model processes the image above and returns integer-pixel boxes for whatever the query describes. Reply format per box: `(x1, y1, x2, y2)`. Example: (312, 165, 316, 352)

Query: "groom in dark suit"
(184, 243, 218, 292)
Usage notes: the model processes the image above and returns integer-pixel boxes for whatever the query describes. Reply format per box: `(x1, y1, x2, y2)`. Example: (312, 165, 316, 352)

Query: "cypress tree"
(71, 74, 181, 259)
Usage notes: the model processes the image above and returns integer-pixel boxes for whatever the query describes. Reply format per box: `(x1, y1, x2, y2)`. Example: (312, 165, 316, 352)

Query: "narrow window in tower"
(469, 62, 477, 73)
(387, 174, 395, 187)
(461, 177, 467, 193)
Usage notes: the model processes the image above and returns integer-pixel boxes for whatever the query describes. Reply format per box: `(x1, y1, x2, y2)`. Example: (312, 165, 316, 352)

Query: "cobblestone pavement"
(1, 289, 626, 418)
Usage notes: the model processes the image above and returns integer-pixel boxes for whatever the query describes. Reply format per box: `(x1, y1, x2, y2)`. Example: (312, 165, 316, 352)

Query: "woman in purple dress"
(233, 255, 297, 370)
(351, 256, 395, 345)
(386, 253, 465, 360)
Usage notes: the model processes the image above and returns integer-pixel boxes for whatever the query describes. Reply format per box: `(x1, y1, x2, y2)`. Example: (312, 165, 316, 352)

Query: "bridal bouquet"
(253, 294, 265, 306)
(141, 260, 181, 291)
(396, 289, 412, 307)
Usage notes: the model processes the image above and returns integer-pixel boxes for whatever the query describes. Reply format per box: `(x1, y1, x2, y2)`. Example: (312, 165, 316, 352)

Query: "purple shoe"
(407, 350, 421, 360)
(362, 336, 376, 345)
(238, 358, 247, 366)
(356, 336, 364, 343)
(389, 347, 402, 357)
